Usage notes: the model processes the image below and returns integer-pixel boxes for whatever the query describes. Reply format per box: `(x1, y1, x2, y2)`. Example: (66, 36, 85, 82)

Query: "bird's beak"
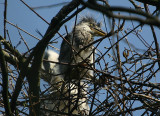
(91, 27, 106, 36)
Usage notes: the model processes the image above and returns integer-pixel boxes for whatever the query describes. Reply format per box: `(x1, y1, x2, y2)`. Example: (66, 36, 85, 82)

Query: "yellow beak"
(91, 27, 106, 36)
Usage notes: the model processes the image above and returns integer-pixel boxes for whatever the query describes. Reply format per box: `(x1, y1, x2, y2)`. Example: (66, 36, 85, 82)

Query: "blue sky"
(0, 0, 160, 115)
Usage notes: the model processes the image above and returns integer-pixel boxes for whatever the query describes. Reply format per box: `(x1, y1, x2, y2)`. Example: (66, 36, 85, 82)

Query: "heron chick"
(41, 16, 106, 115)
(59, 16, 106, 81)
(42, 50, 60, 83)
(41, 50, 90, 115)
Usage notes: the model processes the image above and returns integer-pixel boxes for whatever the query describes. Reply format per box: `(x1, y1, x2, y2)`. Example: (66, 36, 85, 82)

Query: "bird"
(41, 50, 90, 116)
(41, 50, 60, 83)
(58, 16, 106, 81)
(40, 16, 106, 116)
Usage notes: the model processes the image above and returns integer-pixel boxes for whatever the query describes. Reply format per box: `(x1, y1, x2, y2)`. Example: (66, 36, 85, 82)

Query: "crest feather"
(79, 16, 102, 27)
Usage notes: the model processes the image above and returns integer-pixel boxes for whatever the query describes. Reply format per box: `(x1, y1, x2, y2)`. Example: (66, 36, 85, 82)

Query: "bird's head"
(77, 16, 106, 37)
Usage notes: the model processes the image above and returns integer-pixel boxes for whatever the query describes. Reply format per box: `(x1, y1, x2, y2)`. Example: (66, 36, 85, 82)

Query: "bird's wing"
(58, 34, 72, 63)
(42, 50, 59, 71)
(42, 50, 61, 83)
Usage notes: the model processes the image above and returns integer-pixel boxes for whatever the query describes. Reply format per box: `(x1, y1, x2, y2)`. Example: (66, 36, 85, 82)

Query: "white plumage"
(58, 16, 106, 81)
(41, 50, 60, 83)
(40, 16, 106, 115)
(40, 50, 90, 116)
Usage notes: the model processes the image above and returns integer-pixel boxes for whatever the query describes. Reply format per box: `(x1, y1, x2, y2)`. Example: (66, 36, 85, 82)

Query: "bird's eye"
(90, 23, 94, 27)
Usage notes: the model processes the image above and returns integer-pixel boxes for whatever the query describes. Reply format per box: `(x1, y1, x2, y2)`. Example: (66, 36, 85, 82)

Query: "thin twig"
(17, 26, 30, 52)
